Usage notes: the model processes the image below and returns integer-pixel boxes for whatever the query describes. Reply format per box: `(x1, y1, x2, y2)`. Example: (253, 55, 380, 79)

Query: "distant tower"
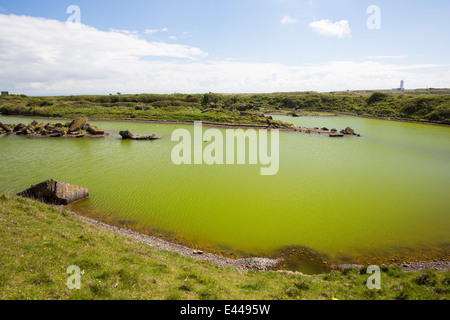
(392, 80, 405, 92)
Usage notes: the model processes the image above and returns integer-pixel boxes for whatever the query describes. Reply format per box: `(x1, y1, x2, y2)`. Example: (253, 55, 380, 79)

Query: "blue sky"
(0, 0, 449, 94)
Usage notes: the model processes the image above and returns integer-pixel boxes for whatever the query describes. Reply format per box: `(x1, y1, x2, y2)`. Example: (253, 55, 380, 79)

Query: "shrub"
(368, 92, 388, 105)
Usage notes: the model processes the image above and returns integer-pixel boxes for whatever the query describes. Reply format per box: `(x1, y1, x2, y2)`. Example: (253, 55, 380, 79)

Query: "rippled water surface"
(1, 115, 449, 272)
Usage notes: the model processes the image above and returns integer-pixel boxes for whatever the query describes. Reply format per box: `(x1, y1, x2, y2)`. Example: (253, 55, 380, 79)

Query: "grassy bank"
(1, 89, 449, 125)
(0, 193, 448, 300)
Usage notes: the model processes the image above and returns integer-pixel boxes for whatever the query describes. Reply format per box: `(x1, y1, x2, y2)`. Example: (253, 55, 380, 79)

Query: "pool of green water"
(1, 115, 449, 273)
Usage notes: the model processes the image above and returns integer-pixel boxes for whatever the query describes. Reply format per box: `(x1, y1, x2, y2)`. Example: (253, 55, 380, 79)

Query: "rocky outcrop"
(119, 130, 162, 140)
(17, 179, 89, 205)
(1, 118, 106, 138)
(69, 117, 87, 132)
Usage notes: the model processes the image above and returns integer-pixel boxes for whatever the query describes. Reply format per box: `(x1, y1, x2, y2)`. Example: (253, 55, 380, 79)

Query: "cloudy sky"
(0, 0, 449, 95)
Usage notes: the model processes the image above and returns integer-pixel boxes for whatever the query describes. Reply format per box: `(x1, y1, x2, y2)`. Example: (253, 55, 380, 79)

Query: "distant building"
(392, 80, 405, 92)
(1, 91, 9, 96)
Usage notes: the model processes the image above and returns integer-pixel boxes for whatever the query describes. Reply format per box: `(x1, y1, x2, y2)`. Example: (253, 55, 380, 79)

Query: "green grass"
(1, 90, 449, 125)
(0, 193, 448, 300)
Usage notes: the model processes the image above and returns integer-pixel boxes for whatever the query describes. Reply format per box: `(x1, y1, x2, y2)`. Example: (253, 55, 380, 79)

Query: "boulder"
(13, 123, 27, 132)
(329, 132, 344, 137)
(0, 122, 12, 133)
(85, 124, 105, 135)
(17, 179, 89, 205)
(119, 130, 162, 140)
(119, 130, 134, 139)
(30, 120, 38, 127)
(35, 122, 46, 130)
(340, 127, 355, 135)
(69, 118, 87, 132)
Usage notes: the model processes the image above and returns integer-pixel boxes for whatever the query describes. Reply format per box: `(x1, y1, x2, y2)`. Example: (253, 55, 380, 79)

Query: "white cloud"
(280, 15, 297, 25)
(367, 55, 408, 60)
(309, 19, 351, 38)
(0, 14, 448, 95)
(109, 28, 139, 37)
(145, 28, 168, 35)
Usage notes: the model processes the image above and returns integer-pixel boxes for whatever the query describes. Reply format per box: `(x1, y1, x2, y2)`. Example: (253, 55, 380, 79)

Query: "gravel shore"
(68, 210, 281, 271)
(67, 209, 449, 274)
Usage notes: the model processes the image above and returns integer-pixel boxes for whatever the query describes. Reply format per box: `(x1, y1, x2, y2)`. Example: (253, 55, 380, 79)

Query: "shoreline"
(2, 111, 449, 129)
(63, 207, 281, 271)
(0, 114, 294, 131)
(62, 206, 450, 274)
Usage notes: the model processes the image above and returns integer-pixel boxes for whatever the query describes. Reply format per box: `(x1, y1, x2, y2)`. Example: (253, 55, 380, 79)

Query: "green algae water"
(1, 115, 449, 273)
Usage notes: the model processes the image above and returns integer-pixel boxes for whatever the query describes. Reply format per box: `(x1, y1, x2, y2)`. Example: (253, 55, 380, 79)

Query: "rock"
(85, 124, 105, 135)
(340, 127, 355, 135)
(49, 131, 65, 137)
(30, 120, 38, 127)
(35, 122, 46, 130)
(119, 130, 134, 139)
(329, 132, 344, 137)
(0, 122, 12, 133)
(13, 123, 27, 132)
(119, 130, 161, 140)
(16, 125, 33, 135)
(330, 128, 337, 133)
(17, 179, 89, 205)
(69, 118, 87, 132)
(292, 113, 299, 117)
(321, 127, 329, 131)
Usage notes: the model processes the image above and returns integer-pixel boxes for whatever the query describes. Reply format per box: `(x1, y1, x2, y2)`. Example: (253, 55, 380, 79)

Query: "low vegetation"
(0, 193, 448, 300)
(1, 89, 449, 125)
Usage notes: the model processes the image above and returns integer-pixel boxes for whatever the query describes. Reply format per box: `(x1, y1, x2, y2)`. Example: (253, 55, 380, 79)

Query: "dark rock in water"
(119, 130, 162, 140)
(321, 127, 329, 131)
(69, 118, 87, 132)
(13, 123, 27, 132)
(30, 120, 38, 127)
(85, 124, 105, 135)
(119, 130, 134, 139)
(16, 125, 33, 135)
(0, 122, 12, 133)
(329, 132, 344, 137)
(292, 113, 299, 117)
(330, 128, 337, 133)
(17, 179, 89, 205)
(340, 127, 355, 135)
